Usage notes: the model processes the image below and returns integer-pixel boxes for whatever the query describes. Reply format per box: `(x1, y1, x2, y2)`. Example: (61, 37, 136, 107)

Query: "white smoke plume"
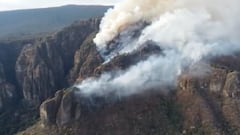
(76, 0, 240, 97)
(94, 0, 240, 50)
(77, 53, 182, 97)
(93, 0, 174, 50)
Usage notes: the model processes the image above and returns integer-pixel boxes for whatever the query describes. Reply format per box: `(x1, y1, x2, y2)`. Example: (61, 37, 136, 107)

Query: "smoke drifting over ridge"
(94, 0, 240, 50)
(76, 0, 240, 97)
(93, 0, 174, 49)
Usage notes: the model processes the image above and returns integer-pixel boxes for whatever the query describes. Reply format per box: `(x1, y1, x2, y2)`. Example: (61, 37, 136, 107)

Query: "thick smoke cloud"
(76, 0, 240, 97)
(94, 0, 240, 50)
(93, 0, 174, 49)
(77, 54, 182, 97)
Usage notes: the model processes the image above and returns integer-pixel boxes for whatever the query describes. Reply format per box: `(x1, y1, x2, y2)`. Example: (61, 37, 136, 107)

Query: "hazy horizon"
(0, 0, 119, 11)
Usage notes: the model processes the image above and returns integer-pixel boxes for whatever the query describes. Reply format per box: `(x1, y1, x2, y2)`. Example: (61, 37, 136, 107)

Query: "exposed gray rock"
(209, 68, 227, 92)
(16, 18, 101, 105)
(56, 90, 76, 127)
(40, 90, 63, 127)
(223, 71, 240, 98)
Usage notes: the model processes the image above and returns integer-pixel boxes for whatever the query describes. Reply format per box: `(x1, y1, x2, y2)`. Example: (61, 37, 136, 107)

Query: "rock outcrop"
(33, 55, 240, 135)
(67, 33, 103, 84)
(38, 88, 182, 135)
(2, 17, 240, 135)
(0, 18, 103, 135)
(177, 66, 240, 134)
(223, 72, 240, 98)
(40, 90, 64, 126)
(16, 18, 101, 105)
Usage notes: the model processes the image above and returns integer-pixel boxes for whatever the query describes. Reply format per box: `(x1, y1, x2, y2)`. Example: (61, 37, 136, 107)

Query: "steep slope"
(0, 40, 32, 112)
(0, 40, 35, 135)
(18, 33, 240, 135)
(0, 18, 102, 135)
(15, 18, 100, 105)
(13, 0, 240, 134)
(18, 58, 240, 135)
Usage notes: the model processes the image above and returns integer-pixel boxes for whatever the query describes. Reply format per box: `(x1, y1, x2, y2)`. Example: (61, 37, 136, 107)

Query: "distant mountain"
(0, 5, 111, 40)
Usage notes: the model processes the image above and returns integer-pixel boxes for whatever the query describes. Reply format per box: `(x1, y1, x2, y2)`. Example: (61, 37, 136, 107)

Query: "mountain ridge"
(1, 15, 240, 135)
(0, 5, 111, 40)
(16, 18, 240, 135)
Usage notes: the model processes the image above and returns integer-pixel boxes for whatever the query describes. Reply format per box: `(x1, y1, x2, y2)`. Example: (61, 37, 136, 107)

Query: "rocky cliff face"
(2, 17, 240, 135)
(16, 18, 100, 105)
(67, 32, 103, 84)
(0, 18, 102, 135)
(27, 56, 240, 135)
(18, 40, 240, 135)
(177, 69, 240, 134)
